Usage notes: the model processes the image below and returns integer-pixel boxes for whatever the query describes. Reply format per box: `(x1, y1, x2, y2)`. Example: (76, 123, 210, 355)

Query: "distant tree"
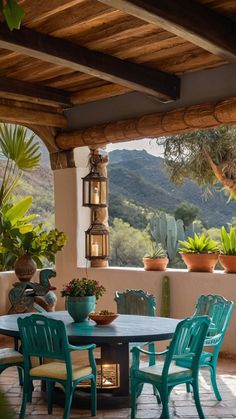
(157, 126, 236, 198)
(109, 218, 149, 267)
(174, 203, 200, 228)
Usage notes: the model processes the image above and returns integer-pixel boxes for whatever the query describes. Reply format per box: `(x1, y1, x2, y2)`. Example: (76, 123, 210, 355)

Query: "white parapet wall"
(1, 268, 235, 356)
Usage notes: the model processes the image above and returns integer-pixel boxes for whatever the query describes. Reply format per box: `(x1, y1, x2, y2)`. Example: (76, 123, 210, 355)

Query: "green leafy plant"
(144, 242, 167, 259)
(0, 0, 24, 30)
(61, 278, 106, 300)
(0, 196, 67, 269)
(179, 233, 219, 254)
(0, 124, 41, 206)
(220, 226, 236, 255)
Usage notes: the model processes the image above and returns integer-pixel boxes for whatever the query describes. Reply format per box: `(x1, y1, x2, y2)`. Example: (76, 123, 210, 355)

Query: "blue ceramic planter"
(67, 295, 96, 322)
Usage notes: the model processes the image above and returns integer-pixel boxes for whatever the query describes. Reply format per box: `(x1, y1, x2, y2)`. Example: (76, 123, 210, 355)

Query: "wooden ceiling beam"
(0, 76, 71, 107)
(0, 24, 180, 103)
(55, 96, 236, 149)
(99, 0, 236, 62)
(0, 102, 67, 128)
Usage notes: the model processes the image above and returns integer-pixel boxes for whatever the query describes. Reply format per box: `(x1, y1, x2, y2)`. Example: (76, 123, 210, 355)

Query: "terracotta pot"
(180, 253, 218, 272)
(143, 257, 169, 271)
(219, 255, 236, 273)
(14, 254, 37, 282)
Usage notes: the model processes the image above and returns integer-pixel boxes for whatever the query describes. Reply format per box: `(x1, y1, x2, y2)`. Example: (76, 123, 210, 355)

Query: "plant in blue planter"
(61, 278, 106, 322)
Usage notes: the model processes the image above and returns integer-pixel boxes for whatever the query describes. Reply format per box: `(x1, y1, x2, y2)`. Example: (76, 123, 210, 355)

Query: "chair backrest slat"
(194, 294, 234, 337)
(18, 314, 69, 361)
(115, 289, 156, 316)
(164, 316, 210, 376)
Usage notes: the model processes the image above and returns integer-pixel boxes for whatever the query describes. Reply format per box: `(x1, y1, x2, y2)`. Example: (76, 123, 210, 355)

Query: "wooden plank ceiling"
(0, 0, 235, 140)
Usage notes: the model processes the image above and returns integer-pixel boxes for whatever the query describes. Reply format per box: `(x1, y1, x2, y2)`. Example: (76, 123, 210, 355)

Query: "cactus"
(150, 211, 185, 262)
(161, 275, 170, 317)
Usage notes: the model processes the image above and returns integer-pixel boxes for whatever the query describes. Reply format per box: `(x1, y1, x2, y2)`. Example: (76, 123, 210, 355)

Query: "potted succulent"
(179, 233, 219, 272)
(219, 226, 236, 273)
(143, 242, 169, 271)
(61, 277, 106, 322)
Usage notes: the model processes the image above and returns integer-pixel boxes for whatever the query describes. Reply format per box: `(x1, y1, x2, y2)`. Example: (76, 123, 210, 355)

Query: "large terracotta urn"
(14, 254, 37, 282)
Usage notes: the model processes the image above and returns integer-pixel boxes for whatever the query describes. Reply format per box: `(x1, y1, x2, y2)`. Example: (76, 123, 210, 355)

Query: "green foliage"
(220, 226, 236, 255)
(144, 242, 167, 258)
(174, 202, 200, 228)
(0, 124, 41, 205)
(179, 233, 219, 254)
(109, 218, 149, 267)
(61, 278, 106, 300)
(0, 0, 24, 30)
(157, 126, 236, 194)
(0, 197, 67, 270)
(109, 193, 150, 230)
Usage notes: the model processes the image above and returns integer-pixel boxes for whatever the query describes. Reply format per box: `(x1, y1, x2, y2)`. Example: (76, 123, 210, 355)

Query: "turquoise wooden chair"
(17, 314, 97, 419)
(115, 289, 156, 316)
(130, 315, 210, 419)
(177, 294, 234, 401)
(115, 289, 157, 398)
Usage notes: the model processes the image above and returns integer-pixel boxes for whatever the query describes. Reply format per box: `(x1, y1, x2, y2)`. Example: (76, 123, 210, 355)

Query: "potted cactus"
(143, 242, 169, 271)
(219, 226, 236, 273)
(179, 233, 219, 272)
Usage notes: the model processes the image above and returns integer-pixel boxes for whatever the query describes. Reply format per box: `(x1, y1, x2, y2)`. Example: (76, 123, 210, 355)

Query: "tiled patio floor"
(0, 358, 236, 418)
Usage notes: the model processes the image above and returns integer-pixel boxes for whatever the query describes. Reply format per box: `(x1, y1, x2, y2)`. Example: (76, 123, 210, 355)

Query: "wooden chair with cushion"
(177, 294, 234, 401)
(130, 315, 210, 419)
(17, 314, 97, 419)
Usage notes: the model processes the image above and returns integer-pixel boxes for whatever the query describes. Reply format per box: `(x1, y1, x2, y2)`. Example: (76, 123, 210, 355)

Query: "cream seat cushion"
(135, 361, 191, 382)
(0, 348, 23, 364)
(30, 362, 92, 381)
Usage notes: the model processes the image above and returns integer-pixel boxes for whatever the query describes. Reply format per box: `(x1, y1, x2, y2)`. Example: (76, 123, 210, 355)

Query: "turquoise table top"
(0, 311, 180, 344)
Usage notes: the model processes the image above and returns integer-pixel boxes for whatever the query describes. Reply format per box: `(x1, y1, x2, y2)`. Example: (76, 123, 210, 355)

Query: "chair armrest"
(131, 346, 168, 357)
(69, 343, 96, 352)
(204, 333, 221, 346)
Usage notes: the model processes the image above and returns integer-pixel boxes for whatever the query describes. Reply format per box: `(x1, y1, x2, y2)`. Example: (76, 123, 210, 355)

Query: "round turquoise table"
(0, 311, 180, 408)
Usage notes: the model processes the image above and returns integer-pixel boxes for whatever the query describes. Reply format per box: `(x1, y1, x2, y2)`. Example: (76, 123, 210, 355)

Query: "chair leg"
(91, 377, 97, 416)
(63, 386, 73, 419)
(160, 389, 170, 419)
(47, 381, 55, 414)
(17, 367, 24, 386)
(131, 380, 139, 419)
(192, 380, 205, 419)
(209, 364, 221, 401)
(19, 379, 31, 419)
(186, 382, 191, 393)
(153, 385, 161, 404)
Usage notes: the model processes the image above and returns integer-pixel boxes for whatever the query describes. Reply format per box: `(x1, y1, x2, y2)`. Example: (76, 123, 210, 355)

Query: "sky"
(106, 137, 164, 157)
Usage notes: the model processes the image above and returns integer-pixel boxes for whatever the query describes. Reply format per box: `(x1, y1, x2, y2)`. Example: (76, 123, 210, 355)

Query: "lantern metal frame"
(85, 212, 109, 260)
(82, 152, 108, 208)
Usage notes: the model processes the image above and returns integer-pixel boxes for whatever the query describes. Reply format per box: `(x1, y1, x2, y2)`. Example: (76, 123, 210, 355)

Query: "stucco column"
(51, 147, 91, 308)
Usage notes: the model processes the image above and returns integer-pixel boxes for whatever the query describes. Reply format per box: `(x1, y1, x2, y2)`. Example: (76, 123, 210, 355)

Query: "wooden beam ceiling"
(0, 24, 180, 103)
(0, 77, 71, 107)
(0, 101, 67, 128)
(99, 0, 236, 62)
(55, 96, 236, 149)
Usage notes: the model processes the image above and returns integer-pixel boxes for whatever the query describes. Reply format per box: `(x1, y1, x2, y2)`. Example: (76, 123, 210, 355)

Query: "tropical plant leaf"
(2, 0, 24, 30)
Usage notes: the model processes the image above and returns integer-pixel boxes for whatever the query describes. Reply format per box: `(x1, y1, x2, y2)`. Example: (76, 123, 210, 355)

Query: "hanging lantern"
(85, 215, 109, 260)
(82, 152, 108, 208)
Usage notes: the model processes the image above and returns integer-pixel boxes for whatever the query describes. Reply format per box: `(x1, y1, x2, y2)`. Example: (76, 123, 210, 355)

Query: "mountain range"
(108, 149, 235, 228)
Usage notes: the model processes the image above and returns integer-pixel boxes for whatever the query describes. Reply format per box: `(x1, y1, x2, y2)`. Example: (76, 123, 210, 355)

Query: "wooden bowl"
(89, 313, 118, 325)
